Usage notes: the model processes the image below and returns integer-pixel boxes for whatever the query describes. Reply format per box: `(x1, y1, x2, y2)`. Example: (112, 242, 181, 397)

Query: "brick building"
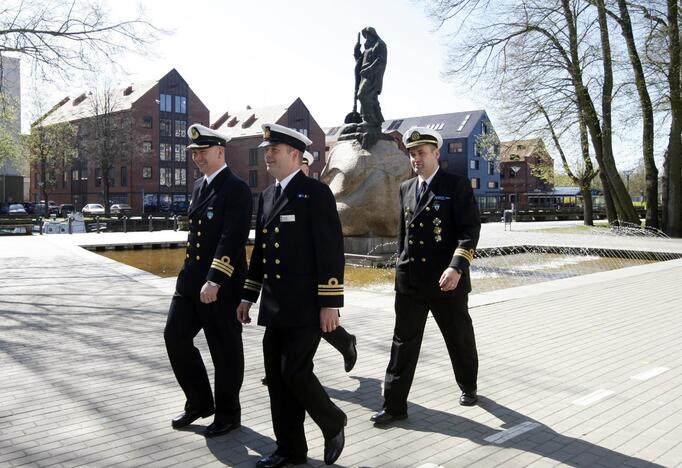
(211, 98, 326, 205)
(29, 69, 209, 213)
(499, 138, 554, 210)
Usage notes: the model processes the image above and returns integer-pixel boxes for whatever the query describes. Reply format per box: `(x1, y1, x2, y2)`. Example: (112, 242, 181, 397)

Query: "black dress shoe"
(204, 420, 240, 437)
(459, 391, 478, 406)
(256, 452, 307, 468)
(324, 426, 345, 465)
(171, 408, 214, 429)
(261, 377, 268, 386)
(370, 409, 407, 426)
(343, 334, 358, 372)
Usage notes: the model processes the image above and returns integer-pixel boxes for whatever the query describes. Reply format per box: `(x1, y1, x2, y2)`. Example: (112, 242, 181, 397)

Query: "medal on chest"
(207, 207, 214, 220)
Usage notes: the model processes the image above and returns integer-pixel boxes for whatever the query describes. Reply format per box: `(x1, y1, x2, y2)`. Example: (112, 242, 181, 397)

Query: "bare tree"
(77, 86, 133, 216)
(0, 0, 159, 81)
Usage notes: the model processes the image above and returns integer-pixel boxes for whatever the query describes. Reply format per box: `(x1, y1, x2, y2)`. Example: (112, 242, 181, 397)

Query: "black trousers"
(263, 326, 346, 458)
(323, 325, 353, 355)
(383, 290, 478, 415)
(164, 292, 243, 423)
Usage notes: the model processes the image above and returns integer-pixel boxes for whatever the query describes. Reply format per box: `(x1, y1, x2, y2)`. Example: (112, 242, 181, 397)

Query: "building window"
(249, 170, 258, 187)
(470, 159, 479, 170)
(249, 148, 258, 166)
(160, 94, 172, 112)
(488, 161, 495, 175)
(62, 172, 67, 188)
(71, 169, 78, 181)
(95, 168, 102, 187)
(312, 172, 320, 180)
(175, 144, 186, 161)
(296, 128, 309, 136)
(471, 178, 480, 189)
(509, 167, 520, 178)
(313, 150, 320, 161)
(160, 167, 172, 187)
(107, 168, 115, 186)
(160, 143, 172, 161)
(142, 116, 152, 128)
(448, 142, 463, 153)
(160, 119, 171, 136)
(142, 167, 152, 179)
(143, 141, 152, 153)
(487, 180, 498, 189)
(175, 120, 186, 138)
(174, 168, 186, 186)
(175, 96, 186, 114)
(121, 167, 128, 187)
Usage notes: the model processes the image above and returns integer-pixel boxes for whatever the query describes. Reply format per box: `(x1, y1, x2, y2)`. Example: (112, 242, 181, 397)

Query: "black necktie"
(417, 181, 428, 203)
(199, 179, 208, 198)
(272, 183, 282, 209)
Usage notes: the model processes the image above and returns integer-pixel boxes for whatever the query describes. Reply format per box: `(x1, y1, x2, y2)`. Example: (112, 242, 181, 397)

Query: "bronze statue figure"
(355, 27, 387, 127)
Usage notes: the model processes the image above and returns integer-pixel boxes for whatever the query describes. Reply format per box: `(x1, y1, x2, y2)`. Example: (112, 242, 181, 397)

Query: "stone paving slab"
(1, 229, 681, 467)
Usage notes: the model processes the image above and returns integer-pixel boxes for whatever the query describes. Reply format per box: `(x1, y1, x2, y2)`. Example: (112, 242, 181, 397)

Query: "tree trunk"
(581, 185, 594, 226)
(616, 0, 659, 228)
(666, 0, 682, 237)
(599, 171, 618, 225)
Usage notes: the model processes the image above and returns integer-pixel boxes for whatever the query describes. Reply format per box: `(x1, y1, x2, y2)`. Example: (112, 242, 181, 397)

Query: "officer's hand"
(237, 302, 252, 324)
(320, 307, 340, 333)
(200, 282, 220, 304)
(439, 267, 462, 292)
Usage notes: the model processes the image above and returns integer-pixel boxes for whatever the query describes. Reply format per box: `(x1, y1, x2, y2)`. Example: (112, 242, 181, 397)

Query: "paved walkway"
(1, 224, 681, 467)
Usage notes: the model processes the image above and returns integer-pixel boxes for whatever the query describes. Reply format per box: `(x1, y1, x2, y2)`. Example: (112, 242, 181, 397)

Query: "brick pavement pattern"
(1, 229, 681, 467)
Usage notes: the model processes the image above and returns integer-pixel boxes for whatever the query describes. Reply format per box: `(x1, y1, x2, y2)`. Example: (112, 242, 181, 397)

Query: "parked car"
(82, 203, 105, 215)
(0, 202, 8, 215)
(110, 203, 132, 215)
(9, 203, 27, 215)
(22, 202, 35, 214)
(170, 200, 189, 215)
(37, 200, 60, 215)
(59, 204, 75, 217)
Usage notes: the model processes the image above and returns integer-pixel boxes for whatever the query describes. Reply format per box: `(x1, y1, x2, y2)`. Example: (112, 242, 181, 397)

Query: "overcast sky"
(19, 0, 644, 170)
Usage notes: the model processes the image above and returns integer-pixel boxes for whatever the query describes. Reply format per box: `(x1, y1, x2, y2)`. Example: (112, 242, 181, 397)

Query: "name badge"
(280, 214, 296, 222)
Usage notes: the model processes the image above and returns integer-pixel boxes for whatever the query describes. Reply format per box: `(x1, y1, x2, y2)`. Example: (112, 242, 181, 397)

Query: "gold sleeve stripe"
(244, 284, 261, 292)
(318, 284, 344, 289)
(211, 263, 234, 277)
(245, 279, 262, 288)
(454, 248, 475, 262)
(319, 291, 344, 296)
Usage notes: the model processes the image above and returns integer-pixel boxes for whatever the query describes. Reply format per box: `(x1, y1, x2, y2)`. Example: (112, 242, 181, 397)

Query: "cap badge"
(433, 217, 441, 226)
(263, 127, 272, 140)
(190, 127, 200, 139)
(410, 131, 421, 142)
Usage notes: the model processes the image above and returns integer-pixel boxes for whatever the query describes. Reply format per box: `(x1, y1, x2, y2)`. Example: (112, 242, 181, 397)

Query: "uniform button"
(275, 259, 280, 264)
(198, 220, 202, 225)
(197, 232, 202, 237)
(262, 228, 268, 234)
(264, 274, 268, 279)
(196, 255, 200, 260)
(262, 243, 266, 248)
(410, 257, 414, 262)
(421, 258, 426, 262)
(189, 219, 192, 224)
(426, 207, 430, 211)
(410, 223, 414, 228)
(275, 242, 280, 248)
(186, 254, 189, 258)
(408, 240, 413, 245)
(196, 243, 200, 248)
(262, 259, 266, 264)
(186, 242, 190, 247)
(420, 241, 424, 245)
(419, 222, 424, 227)
(276, 274, 281, 279)
(275, 227, 280, 233)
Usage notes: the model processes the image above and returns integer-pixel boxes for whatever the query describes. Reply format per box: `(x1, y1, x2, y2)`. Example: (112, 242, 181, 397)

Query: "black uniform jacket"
(176, 167, 253, 298)
(242, 171, 345, 328)
(395, 168, 480, 298)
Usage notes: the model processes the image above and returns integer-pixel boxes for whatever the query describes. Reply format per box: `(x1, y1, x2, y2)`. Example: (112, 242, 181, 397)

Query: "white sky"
(19, 0, 645, 170)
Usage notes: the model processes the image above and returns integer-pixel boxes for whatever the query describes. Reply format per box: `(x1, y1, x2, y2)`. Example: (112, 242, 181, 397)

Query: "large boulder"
(322, 138, 412, 237)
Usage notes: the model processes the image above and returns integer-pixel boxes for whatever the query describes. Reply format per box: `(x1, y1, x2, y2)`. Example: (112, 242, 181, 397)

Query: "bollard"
(123, 215, 128, 233)
(148, 215, 153, 232)
(173, 215, 178, 231)
(95, 216, 100, 233)
(39, 217, 43, 235)
(68, 216, 72, 234)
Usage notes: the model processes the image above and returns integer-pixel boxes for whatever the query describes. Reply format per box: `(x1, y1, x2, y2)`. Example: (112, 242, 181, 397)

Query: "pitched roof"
(324, 110, 488, 143)
(500, 138, 550, 162)
(38, 80, 158, 126)
(211, 104, 289, 140)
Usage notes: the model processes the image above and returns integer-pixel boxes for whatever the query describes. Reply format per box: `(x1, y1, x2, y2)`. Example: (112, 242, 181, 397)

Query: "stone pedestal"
(322, 138, 412, 237)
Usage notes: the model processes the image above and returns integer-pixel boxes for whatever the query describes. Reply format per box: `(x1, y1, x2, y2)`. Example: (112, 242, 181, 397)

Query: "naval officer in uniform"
(164, 124, 252, 437)
(237, 123, 347, 467)
(371, 126, 481, 426)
